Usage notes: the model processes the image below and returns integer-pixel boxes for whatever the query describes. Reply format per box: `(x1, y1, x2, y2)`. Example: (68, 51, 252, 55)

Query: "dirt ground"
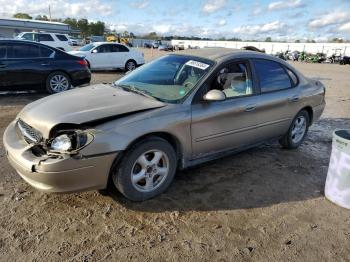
(1, 49, 350, 262)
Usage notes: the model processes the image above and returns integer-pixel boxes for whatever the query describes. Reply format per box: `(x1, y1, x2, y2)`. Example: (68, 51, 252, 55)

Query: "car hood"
(18, 84, 166, 138)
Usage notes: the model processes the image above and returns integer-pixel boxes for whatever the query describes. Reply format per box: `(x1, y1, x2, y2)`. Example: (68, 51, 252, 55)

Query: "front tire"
(46, 71, 71, 94)
(279, 110, 310, 149)
(112, 137, 177, 201)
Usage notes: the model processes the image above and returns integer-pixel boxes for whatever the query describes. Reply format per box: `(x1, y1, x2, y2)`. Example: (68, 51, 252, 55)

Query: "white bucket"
(325, 130, 350, 209)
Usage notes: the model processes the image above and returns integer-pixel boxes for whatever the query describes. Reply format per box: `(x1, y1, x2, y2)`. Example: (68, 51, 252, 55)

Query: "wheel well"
(86, 59, 91, 69)
(302, 106, 313, 125)
(116, 132, 183, 170)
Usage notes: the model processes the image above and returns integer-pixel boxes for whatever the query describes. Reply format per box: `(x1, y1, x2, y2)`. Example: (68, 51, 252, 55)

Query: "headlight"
(49, 130, 93, 153)
(51, 134, 71, 151)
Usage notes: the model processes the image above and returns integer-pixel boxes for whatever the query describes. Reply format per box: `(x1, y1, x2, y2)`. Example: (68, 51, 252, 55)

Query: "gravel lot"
(0, 49, 350, 261)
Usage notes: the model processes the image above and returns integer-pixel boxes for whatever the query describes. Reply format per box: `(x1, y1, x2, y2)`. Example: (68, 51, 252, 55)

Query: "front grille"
(17, 119, 43, 144)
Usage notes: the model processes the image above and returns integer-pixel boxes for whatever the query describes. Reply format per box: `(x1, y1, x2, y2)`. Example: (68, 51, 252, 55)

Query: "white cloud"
(339, 22, 350, 32)
(130, 0, 149, 9)
(152, 24, 171, 34)
(252, 7, 263, 16)
(202, 0, 227, 13)
(309, 11, 349, 28)
(0, 0, 112, 18)
(233, 21, 285, 35)
(218, 19, 226, 26)
(268, 0, 304, 11)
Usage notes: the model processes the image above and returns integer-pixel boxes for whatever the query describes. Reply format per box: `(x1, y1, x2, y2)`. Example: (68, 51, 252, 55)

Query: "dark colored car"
(0, 40, 91, 93)
(340, 56, 350, 65)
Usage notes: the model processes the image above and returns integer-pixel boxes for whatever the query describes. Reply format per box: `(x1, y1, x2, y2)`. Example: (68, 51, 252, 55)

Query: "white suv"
(16, 32, 73, 51)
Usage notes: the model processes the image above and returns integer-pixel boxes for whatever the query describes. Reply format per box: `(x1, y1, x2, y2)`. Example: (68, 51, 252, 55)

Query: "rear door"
(113, 44, 130, 68)
(249, 59, 301, 139)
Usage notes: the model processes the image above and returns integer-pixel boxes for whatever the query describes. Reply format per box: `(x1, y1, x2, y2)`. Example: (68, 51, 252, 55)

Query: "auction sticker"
(185, 60, 210, 70)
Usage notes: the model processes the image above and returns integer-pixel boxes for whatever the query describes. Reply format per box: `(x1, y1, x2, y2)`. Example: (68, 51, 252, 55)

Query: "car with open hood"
(4, 48, 326, 201)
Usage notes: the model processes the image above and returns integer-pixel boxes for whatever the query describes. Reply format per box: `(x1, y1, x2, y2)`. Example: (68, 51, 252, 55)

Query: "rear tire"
(125, 60, 137, 72)
(46, 71, 71, 94)
(279, 110, 310, 149)
(112, 137, 177, 201)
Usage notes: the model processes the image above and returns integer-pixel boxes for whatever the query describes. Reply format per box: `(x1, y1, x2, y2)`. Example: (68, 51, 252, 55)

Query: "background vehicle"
(4, 49, 325, 201)
(340, 56, 350, 65)
(174, 42, 185, 50)
(69, 42, 145, 71)
(107, 35, 133, 47)
(152, 40, 162, 48)
(158, 43, 173, 51)
(16, 32, 73, 51)
(90, 36, 105, 43)
(0, 40, 90, 93)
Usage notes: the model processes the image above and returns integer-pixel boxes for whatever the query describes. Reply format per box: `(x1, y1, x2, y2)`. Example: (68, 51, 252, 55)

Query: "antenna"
(49, 5, 52, 21)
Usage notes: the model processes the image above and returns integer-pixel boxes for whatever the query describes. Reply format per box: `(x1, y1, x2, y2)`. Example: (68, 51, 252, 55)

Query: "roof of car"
(174, 47, 289, 65)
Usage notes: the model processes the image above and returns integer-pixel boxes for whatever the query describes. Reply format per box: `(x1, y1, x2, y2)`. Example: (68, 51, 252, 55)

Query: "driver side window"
(212, 62, 253, 98)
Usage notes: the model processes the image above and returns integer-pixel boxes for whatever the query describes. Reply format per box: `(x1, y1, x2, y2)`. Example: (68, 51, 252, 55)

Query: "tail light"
(77, 60, 88, 67)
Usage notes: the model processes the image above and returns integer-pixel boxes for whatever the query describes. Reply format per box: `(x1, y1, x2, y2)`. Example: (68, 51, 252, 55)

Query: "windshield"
(79, 44, 95, 51)
(115, 55, 214, 103)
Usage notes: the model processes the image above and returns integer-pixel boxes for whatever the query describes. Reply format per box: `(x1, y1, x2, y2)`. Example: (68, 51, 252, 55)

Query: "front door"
(1, 42, 44, 88)
(191, 61, 263, 158)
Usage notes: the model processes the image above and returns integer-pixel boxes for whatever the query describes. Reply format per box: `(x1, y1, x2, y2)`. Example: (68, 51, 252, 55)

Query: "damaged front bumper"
(3, 121, 118, 193)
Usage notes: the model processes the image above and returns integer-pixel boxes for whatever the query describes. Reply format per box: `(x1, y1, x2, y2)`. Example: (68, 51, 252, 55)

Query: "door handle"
(245, 104, 256, 112)
(41, 63, 49, 66)
(0, 64, 6, 68)
(289, 96, 300, 102)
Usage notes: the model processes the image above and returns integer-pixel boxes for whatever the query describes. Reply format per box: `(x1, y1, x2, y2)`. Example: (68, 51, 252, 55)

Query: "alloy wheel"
(50, 74, 70, 92)
(131, 150, 170, 193)
(126, 61, 136, 71)
(291, 115, 306, 143)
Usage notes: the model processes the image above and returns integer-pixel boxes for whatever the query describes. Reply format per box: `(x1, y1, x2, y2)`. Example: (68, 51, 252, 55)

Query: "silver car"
(4, 48, 326, 201)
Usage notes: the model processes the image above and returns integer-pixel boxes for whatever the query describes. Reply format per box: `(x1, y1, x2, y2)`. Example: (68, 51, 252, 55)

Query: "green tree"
(35, 15, 49, 21)
(295, 39, 300, 43)
(265, 37, 272, 42)
(13, 13, 32, 19)
(89, 21, 105, 36)
(77, 19, 89, 37)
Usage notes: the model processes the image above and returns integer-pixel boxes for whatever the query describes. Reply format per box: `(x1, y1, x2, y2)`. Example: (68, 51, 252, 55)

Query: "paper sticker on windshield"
(185, 60, 210, 70)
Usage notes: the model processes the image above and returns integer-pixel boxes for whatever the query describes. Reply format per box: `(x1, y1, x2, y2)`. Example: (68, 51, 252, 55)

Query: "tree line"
(13, 13, 105, 37)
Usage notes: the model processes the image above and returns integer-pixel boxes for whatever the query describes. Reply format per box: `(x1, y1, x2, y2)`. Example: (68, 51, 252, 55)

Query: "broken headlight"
(49, 130, 93, 153)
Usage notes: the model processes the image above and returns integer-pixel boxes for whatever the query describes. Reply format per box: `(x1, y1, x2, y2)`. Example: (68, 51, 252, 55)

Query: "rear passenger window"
(55, 34, 68, 41)
(253, 60, 292, 93)
(40, 46, 54, 58)
(286, 68, 298, 86)
(8, 44, 40, 58)
(39, 34, 54, 42)
(117, 45, 129, 52)
(0, 44, 6, 59)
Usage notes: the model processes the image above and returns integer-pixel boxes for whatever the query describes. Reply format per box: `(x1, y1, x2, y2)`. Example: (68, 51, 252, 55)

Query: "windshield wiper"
(116, 84, 163, 102)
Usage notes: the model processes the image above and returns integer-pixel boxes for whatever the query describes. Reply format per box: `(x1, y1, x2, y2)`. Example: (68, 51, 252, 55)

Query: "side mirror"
(92, 49, 98, 54)
(203, 90, 226, 101)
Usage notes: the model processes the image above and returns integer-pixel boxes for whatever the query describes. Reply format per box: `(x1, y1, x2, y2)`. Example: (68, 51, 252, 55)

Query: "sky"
(1, 0, 350, 41)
